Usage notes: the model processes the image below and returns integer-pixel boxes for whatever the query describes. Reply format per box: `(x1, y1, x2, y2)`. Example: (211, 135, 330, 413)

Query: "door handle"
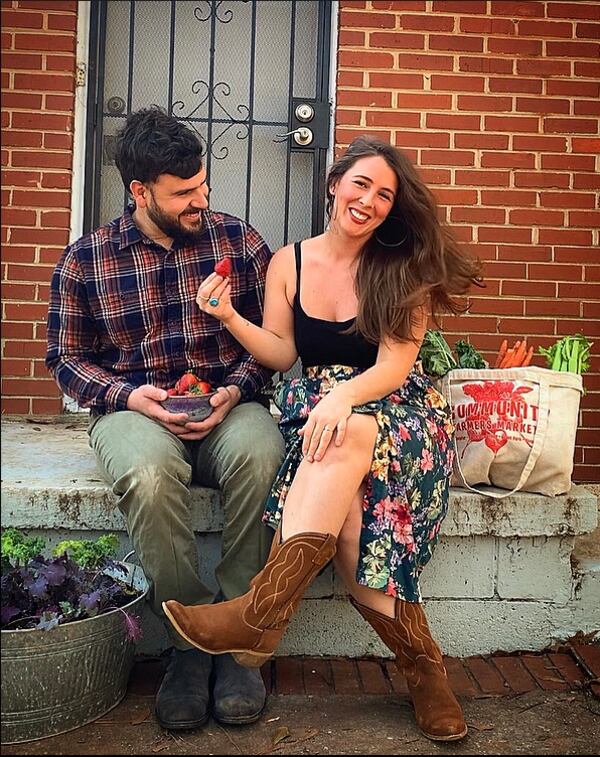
(273, 127, 314, 146)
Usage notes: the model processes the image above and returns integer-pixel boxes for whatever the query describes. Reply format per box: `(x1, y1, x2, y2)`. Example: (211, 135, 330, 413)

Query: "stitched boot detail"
(163, 531, 336, 666)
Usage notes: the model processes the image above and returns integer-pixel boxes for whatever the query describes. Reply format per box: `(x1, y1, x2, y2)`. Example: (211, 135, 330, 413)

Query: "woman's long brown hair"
(326, 136, 483, 344)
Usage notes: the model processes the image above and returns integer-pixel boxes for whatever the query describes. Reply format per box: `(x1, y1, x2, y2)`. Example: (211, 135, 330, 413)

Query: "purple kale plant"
(1, 529, 143, 639)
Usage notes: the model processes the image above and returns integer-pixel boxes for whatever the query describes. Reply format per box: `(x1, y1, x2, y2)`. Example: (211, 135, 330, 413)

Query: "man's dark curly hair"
(115, 106, 203, 189)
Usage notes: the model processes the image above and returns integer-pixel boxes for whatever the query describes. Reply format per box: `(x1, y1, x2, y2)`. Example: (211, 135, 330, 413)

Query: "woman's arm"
(197, 246, 298, 372)
(338, 312, 427, 406)
(300, 308, 428, 461)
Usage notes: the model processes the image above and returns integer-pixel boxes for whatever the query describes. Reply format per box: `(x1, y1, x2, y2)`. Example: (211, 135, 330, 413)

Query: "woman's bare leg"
(281, 414, 378, 540)
(333, 487, 397, 619)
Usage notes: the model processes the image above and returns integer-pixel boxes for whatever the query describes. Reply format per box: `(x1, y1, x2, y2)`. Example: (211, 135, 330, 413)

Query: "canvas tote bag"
(438, 367, 583, 498)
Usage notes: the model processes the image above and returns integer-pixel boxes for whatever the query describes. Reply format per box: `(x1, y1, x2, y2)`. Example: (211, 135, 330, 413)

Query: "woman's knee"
(324, 414, 377, 470)
(344, 414, 378, 445)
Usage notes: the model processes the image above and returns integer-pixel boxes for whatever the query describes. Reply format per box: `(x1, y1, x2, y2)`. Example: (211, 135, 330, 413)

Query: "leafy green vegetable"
(455, 340, 487, 369)
(53, 534, 120, 569)
(418, 330, 458, 378)
(1, 527, 45, 572)
(539, 334, 592, 375)
(1, 529, 142, 636)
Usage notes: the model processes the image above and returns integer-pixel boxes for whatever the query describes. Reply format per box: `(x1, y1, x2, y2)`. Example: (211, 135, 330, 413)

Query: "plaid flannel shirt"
(46, 205, 274, 415)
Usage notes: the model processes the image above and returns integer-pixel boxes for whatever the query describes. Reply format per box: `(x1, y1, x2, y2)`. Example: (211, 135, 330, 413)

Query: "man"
(46, 107, 285, 729)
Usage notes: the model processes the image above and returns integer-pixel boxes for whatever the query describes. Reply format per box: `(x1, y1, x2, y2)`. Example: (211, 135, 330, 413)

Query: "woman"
(163, 136, 481, 741)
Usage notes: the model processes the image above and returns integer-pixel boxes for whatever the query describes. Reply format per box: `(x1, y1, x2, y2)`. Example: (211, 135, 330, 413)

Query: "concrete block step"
(2, 419, 597, 537)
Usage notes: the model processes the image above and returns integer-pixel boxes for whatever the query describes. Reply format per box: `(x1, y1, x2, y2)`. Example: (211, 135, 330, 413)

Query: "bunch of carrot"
(494, 339, 534, 369)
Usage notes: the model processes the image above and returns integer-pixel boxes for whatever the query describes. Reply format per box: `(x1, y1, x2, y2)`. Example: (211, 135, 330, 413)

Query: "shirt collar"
(118, 204, 146, 250)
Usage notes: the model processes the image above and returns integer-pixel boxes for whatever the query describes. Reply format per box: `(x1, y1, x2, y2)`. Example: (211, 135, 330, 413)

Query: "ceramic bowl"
(160, 392, 216, 422)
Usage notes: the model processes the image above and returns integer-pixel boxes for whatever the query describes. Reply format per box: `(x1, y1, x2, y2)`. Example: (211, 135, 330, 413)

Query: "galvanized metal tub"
(1, 562, 148, 745)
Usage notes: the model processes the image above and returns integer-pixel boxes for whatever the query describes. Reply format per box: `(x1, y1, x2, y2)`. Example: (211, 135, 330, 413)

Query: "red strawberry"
(166, 387, 178, 397)
(214, 258, 231, 278)
(187, 380, 212, 395)
(177, 373, 200, 393)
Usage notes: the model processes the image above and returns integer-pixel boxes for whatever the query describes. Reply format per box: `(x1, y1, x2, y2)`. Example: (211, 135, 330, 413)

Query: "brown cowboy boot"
(163, 530, 336, 667)
(351, 597, 467, 742)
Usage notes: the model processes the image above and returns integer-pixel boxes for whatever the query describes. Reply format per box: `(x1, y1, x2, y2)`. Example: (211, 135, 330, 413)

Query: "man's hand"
(127, 383, 241, 440)
(127, 384, 190, 435)
(176, 385, 241, 440)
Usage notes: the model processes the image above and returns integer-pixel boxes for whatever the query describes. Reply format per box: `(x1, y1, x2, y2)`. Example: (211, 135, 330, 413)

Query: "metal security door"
(84, 0, 332, 251)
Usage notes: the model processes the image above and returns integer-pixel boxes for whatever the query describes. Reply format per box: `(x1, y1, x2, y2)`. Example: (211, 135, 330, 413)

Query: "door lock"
(274, 98, 328, 149)
(294, 103, 315, 123)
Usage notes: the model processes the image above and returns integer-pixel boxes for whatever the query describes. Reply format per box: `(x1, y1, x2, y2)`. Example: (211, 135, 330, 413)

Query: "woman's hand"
(298, 386, 353, 462)
(196, 272, 235, 323)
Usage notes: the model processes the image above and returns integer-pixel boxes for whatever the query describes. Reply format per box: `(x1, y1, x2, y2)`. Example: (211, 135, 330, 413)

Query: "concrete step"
(2, 417, 599, 658)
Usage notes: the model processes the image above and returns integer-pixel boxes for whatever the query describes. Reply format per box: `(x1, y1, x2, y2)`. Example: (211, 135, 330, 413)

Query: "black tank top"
(293, 242, 378, 370)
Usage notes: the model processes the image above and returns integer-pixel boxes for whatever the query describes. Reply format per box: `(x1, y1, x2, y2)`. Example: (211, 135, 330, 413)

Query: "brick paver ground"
(5, 644, 598, 756)
(128, 644, 599, 701)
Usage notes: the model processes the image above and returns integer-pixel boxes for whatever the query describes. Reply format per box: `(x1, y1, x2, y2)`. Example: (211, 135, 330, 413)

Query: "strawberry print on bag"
(456, 380, 537, 459)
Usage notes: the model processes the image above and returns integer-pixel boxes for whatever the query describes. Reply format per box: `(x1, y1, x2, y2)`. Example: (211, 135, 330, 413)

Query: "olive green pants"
(88, 403, 284, 649)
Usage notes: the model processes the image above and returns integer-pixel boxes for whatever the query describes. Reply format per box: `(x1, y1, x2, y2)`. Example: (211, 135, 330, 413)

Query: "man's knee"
(221, 439, 283, 494)
(219, 405, 285, 484)
(115, 460, 191, 508)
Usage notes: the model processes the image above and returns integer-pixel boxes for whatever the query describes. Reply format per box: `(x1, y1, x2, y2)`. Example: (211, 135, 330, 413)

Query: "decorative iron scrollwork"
(193, 0, 249, 24)
(172, 80, 249, 160)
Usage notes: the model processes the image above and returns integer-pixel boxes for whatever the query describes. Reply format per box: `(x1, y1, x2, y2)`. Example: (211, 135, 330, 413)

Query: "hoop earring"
(374, 231, 407, 247)
(373, 215, 409, 248)
(373, 227, 408, 247)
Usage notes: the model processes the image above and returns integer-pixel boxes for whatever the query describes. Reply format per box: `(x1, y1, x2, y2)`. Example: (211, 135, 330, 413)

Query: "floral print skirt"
(263, 364, 455, 603)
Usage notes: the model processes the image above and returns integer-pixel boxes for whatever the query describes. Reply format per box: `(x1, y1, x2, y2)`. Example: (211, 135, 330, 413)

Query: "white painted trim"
(69, 0, 91, 244)
(323, 0, 339, 229)
(63, 1, 91, 413)
(327, 0, 339, 167)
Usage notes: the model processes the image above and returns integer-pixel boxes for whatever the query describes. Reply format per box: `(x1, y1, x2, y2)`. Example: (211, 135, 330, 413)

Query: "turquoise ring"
(209, 297, 220, 307)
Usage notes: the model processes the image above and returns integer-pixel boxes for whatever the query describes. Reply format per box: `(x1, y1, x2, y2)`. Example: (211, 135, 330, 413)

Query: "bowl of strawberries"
(161, 372, 216, 422)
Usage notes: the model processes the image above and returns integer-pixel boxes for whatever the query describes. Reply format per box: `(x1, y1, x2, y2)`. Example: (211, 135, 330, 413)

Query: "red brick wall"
(337, 0, 599, 482)
(1, 0, 77, 415)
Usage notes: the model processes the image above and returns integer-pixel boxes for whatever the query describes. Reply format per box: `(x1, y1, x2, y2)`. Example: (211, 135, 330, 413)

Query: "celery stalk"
(540, 334, 593, 374)
(569, 340, 579, 373)
(551, 346, 563, 371)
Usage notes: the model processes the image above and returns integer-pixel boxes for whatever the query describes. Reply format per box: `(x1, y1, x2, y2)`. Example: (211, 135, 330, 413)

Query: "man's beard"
(147, 197, 205, 245)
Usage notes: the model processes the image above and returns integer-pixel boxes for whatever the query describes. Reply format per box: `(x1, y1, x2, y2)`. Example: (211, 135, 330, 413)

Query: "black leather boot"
(155, 648, 212, 729)
(212, 653, 267, 725)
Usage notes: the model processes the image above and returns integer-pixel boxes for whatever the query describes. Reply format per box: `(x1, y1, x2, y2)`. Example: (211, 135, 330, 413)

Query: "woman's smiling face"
(330, 155, 398, 240)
